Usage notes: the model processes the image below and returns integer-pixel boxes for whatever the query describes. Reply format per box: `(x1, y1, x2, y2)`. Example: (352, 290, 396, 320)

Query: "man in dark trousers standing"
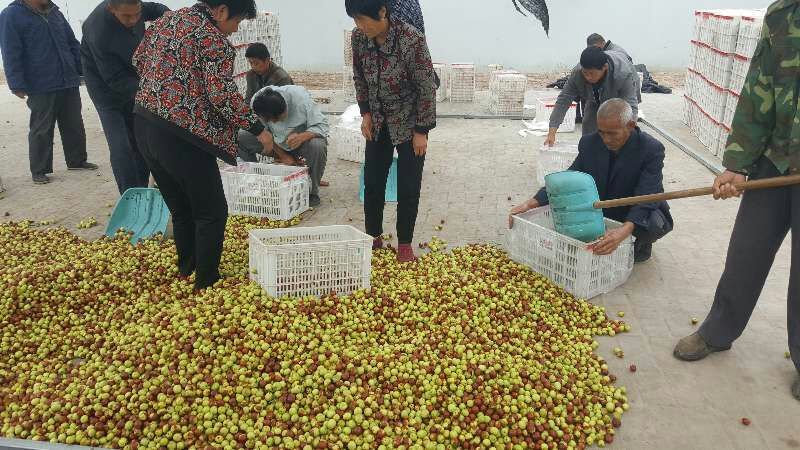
(674, 0, 800, 402)
(82, 0, 169, 195)
(509, 99, 673, 263)
(0, 0, 98, 185)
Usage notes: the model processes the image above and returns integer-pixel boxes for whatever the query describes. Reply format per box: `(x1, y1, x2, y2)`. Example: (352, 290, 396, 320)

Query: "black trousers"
(364, 126, 425, 244)
(26, 88, 88, 175)
(134, 116, 228, 290)
(699, 157, 800, 373)
(98, 107, 150, 194)
(632, 208, 673, 245)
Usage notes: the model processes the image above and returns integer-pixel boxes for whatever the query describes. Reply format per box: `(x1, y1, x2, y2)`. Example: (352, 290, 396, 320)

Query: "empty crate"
(220, 162, 310, 220)
(536, 143, 579, 186)
(449, 63, 475, 103)
(434, 63, 449, 102)
(535, 98, 577, 133)
(331, 124, 365, 163)
(342, 66, 356, 101)
(508, 207, 634, 299)
(249, 226, 373, 298)
(489, 71, 527, 116)
(343, 29, 353, 66)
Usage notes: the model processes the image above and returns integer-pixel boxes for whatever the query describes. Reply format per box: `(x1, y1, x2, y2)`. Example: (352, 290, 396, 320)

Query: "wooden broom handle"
(593, 174, 800, 210)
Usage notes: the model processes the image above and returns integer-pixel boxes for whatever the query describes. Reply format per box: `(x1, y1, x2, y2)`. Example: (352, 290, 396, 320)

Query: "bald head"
(597, 99, 634, 127)
(596, 99, 636, 151)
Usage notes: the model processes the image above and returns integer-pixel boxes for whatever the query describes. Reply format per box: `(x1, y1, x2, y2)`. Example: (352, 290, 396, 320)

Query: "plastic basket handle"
(593, 174, 800, 210)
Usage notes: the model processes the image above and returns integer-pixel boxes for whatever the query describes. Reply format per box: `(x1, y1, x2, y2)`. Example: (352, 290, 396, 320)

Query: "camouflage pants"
(699, 157, 800, 373)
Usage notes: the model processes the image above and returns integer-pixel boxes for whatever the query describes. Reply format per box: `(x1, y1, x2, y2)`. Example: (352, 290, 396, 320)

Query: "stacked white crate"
(488, 70, 527, 116)
(434, 63, 449, 102)
(684, 9, 764, 158)
(342, 30, 357, 101)
(229, 12, 282, 97)
(449, 63, 476, 103)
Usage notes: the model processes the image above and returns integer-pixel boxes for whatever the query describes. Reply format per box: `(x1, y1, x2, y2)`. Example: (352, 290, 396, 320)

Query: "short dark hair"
(580, 46, 608, 70)
(345, 0, 387, 20)
(587, 33, 605, 47)
(202, 0, 257, 20)
(245, 43, 271, 60)
(252, 88, 287, 120)
(108, 0, 141, 6)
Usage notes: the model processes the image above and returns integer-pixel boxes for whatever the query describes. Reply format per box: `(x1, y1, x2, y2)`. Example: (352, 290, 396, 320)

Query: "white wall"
(58, 0, 771, 71)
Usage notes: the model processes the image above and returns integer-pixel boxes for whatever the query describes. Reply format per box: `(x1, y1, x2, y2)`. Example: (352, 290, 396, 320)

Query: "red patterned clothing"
(351, 20, 436, 146)
(132, 3, 263, 164)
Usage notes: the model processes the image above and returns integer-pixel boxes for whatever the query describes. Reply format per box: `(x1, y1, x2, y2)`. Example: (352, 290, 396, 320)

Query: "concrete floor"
(0, 88, 798, 449)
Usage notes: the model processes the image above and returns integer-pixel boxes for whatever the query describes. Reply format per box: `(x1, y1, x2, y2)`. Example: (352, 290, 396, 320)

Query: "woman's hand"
(412, 132, 428, 157)
(361, 113, 374, 141)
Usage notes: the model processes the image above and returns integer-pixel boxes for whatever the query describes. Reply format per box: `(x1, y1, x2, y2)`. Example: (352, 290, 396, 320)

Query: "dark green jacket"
(724, 0, 800, 174)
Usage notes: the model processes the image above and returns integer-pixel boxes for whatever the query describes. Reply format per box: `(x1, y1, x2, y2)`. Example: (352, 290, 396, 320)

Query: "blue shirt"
(389, 0, 425, 34)
(252, 85, 329, 150)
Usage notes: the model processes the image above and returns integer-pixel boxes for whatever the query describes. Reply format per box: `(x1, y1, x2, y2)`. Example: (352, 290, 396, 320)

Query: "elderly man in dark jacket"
(0, 0, 98, 185)
(511, 99, 673, 263)
(81, 0, 169, 194)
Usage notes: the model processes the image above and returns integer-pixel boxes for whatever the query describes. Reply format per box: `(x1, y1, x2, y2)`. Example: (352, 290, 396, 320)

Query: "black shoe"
(68, 162, 98, 171)
(309, 194, 321, 208)
(634, 240, 652, 263)
(32, 174, 50, 185)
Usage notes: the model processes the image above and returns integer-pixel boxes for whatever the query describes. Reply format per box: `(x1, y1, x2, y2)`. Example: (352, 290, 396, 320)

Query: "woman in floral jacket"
(133, 0, 272, 291)
(347, 0, 437, 263)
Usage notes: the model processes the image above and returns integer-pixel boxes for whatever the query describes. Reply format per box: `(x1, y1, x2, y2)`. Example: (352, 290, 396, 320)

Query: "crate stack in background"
(488, 70, 527, 116)
(342, 30, 357, 101)
(229, 12, 282, 97)
(684, 9, 764, 159)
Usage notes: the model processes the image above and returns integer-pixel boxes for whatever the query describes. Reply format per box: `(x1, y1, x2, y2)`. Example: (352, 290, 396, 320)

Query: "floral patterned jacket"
(351, 20, 436, 146)
(133, 3, 263, 164)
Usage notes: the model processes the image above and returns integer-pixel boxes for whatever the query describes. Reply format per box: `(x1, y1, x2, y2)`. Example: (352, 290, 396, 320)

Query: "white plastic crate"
(716, 33, 739, 53)
(536, 143, 579, 186)
(488, 63, 504, 72)
(508, 207, 634, 299)
(220, 162, 310, 220)
(535, 98, 577, 133)
(344, 29, 353, 66)
(723, 90, 739, 128)
(449, 63, 475, 103)
(342, 66, 356, 101)
(489, 71, 527, 116)
(433, 63, 449, 102)
(707, 48, 732, 87)
(249, 226, 372, 298)
(331, 124, 365, 163)
(737, 13, 764, 57)
(729, 54, 750, 94)
(229, 12, 282, 67)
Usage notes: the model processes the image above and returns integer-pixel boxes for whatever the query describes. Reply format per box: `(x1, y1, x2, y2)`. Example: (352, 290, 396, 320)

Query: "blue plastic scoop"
(105, 188, 171, 244)
(545, 171, 800, 242)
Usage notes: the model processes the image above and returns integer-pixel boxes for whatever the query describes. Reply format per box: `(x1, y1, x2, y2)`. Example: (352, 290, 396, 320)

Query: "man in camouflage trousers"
(673, 0, 800, 401)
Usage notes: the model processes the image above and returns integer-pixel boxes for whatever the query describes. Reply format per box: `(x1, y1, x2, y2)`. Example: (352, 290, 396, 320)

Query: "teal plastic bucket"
(359, 157, 398, 203)
(545, 171, 606, 242)
(105, 188, 171, 244)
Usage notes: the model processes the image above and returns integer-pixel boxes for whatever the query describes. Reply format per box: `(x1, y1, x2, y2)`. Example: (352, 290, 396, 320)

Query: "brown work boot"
(792, 376, 800, 401)
(673, 332, 731, 361)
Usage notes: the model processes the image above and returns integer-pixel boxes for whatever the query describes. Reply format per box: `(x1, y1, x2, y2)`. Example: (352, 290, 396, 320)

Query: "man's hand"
(544, 128, 557, 147)
(361, 113, 374, 141)
(587, 222, 634, 256)
(508, 198, 540, 229)
(257, 130, 274, 156)
(412, 132, 428, 157)
(13, 91, 26, 99)
(286, 131, 314, 150)
(713, 170, 747, 200)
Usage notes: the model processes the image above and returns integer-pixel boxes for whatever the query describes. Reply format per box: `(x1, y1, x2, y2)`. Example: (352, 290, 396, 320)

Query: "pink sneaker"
(397, 244, 417, 263)
(372, 237, 384, 250)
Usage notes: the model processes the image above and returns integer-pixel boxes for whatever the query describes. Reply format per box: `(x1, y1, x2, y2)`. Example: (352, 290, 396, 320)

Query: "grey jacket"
(549, 50, 639, 135)
(604, 41, 632, 62)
